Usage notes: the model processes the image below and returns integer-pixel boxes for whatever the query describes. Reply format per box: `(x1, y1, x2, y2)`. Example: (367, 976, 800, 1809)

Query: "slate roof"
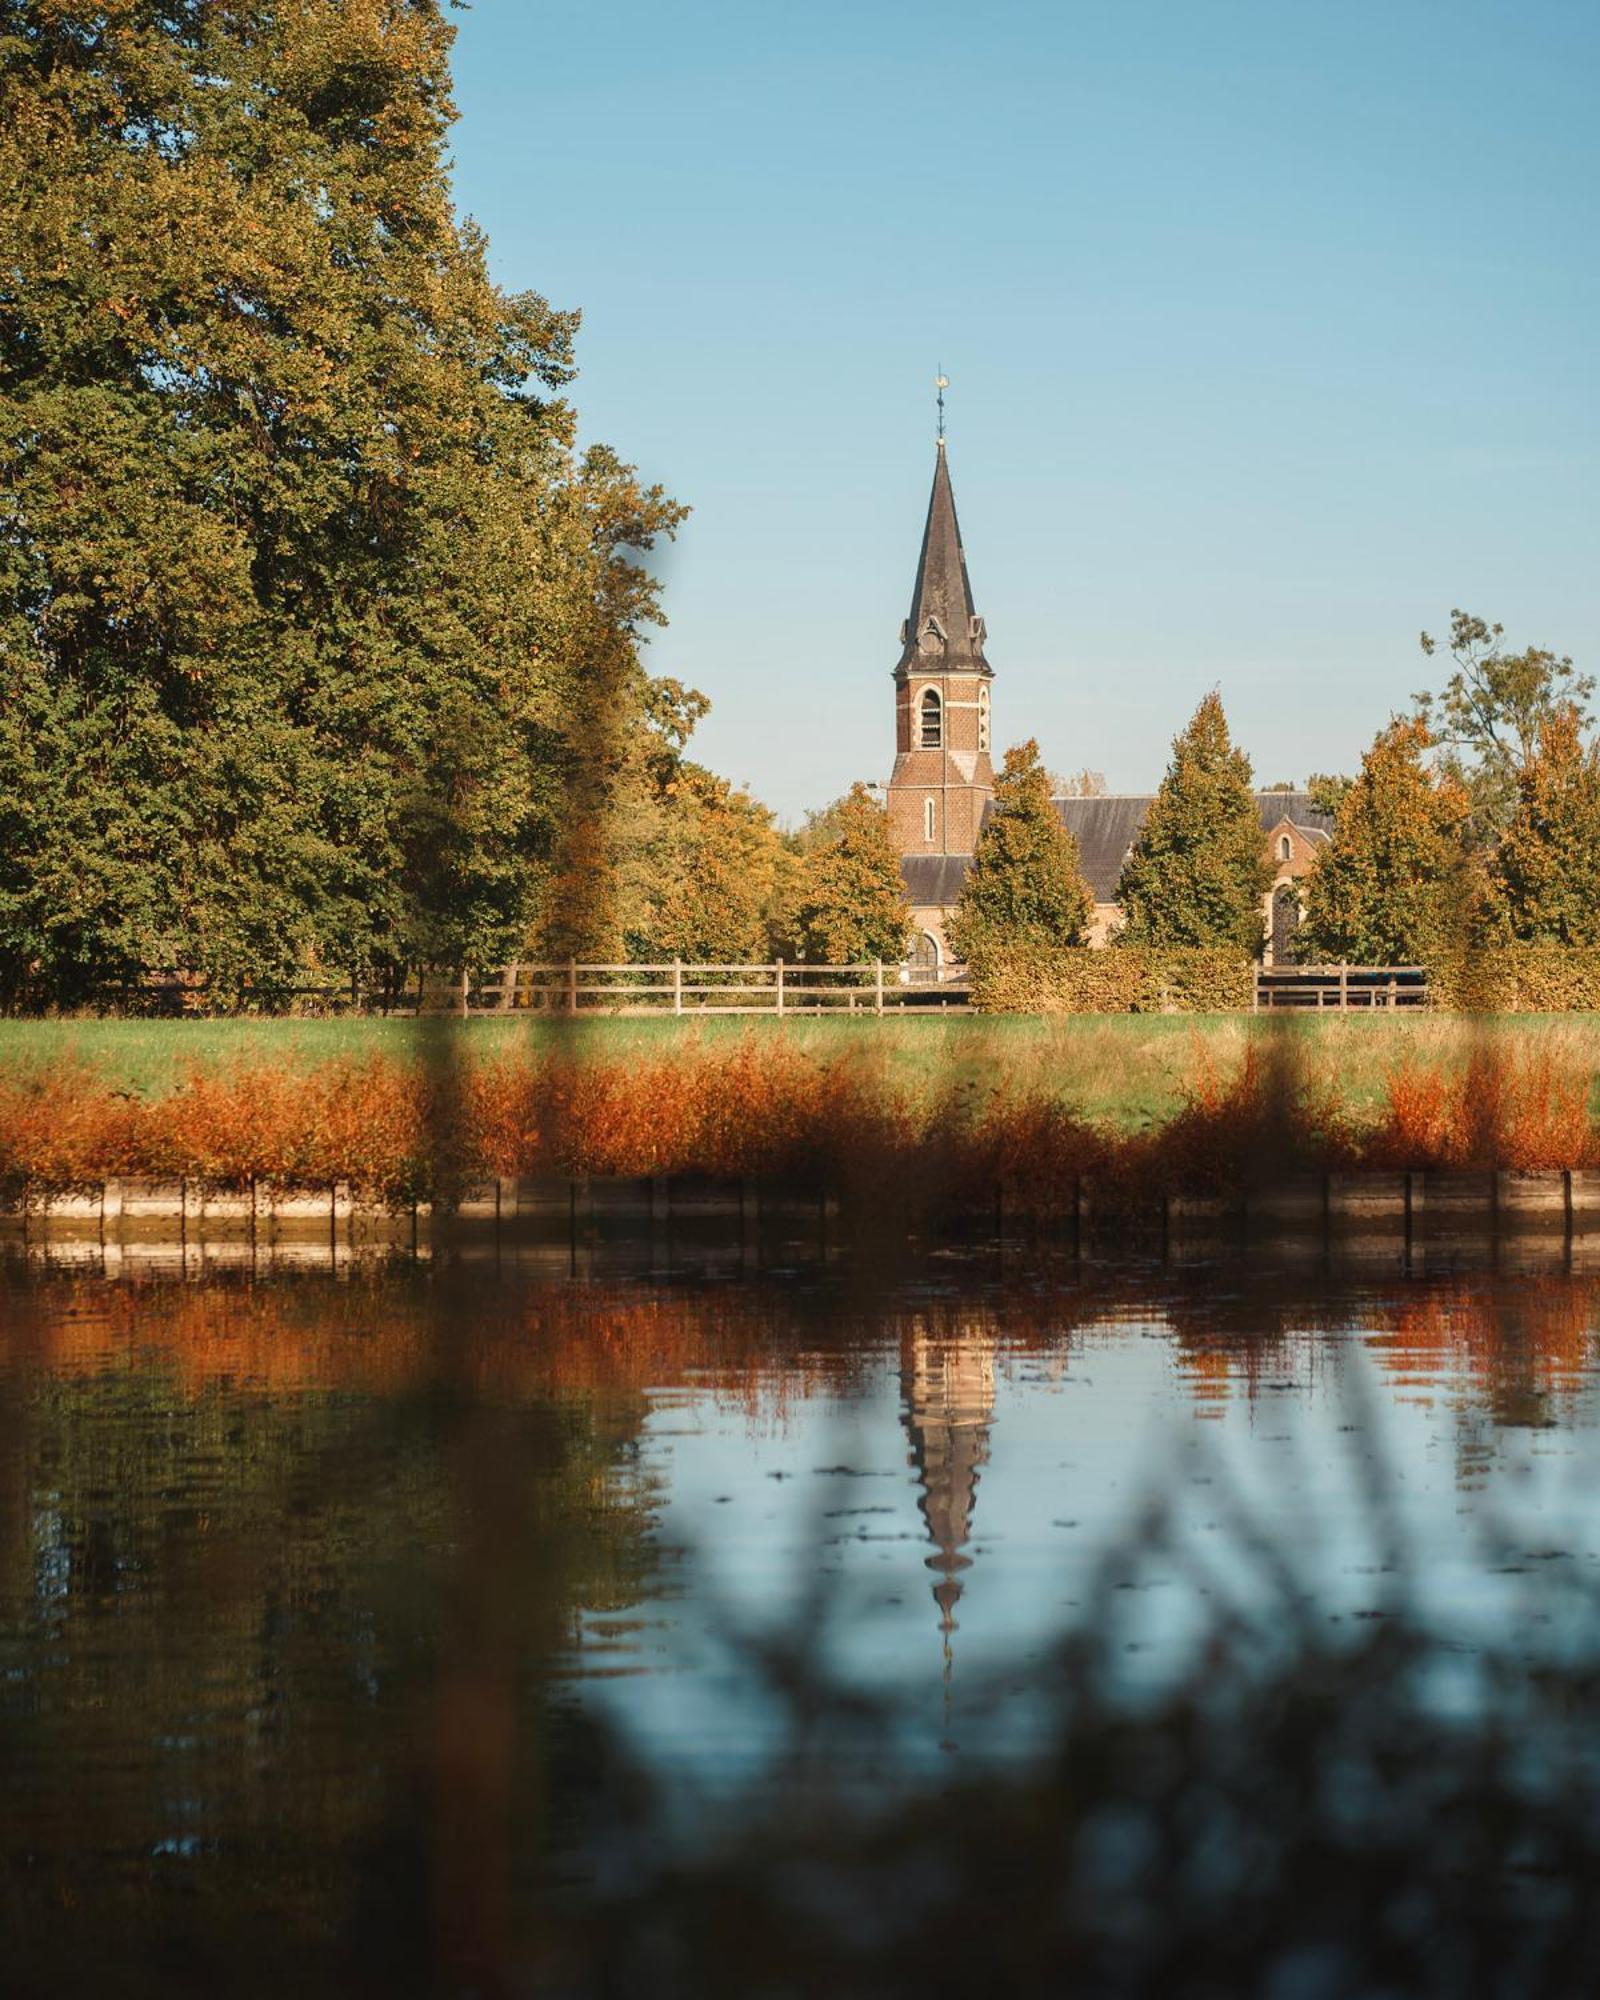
(1050, 791, 1334, 900)
(901, 854, 975, 908)
(901, 791, 1335, 908)
(896, 442, 990, 674)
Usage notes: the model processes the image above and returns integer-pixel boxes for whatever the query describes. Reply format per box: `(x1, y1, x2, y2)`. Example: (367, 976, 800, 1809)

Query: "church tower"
(886, 437, 995, 859)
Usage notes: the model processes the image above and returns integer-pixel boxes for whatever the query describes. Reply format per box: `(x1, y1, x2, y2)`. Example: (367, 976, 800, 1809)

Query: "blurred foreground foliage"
(568, 1493, 1600, 1999)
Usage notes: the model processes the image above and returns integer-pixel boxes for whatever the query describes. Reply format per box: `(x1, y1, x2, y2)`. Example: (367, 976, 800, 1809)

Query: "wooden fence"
(438, 962, 974, 1017)
(127, 960, 1430, 1017)
(1254, 964, 1428, 1011)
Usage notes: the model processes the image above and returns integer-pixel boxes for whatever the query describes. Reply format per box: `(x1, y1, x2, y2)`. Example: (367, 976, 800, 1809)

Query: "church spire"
(897, 439, 990, 676)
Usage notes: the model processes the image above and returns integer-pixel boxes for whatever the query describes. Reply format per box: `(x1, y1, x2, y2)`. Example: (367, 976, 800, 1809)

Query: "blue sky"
(448, 0, 1597, 820)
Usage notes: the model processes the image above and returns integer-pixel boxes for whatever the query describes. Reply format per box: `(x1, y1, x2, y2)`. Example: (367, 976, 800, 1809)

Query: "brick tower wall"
(886, 665, 995, 857)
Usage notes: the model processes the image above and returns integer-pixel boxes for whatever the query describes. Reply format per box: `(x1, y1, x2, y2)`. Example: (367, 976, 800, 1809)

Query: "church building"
(886, 437, 1333, 979)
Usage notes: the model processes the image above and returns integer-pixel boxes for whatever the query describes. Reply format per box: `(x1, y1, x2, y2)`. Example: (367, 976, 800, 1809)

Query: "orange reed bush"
(139, 1059, 431, 1196)
(0, 1058, 432, 1199)
(0, 1063, 145, 1191)
(540, 1048, 704, 1176)
(1366, 1046, 1597, 1171)
(1146, 1035, 1352, 1193)
(5, 1028, 1596, 1213)
(465, 1056, 548, 1178)
(955, 1083, 1111, 1215)
(527, 1038, 923, 1190)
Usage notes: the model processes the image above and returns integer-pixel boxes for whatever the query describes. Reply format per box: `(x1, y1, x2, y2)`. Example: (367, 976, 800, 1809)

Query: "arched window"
(978, 684, 991, 753)
(908, 932, 941, 985)
(1278, 834, 1293, 862)
(924, 796, 936, 843)
(920, 687, 943, 749)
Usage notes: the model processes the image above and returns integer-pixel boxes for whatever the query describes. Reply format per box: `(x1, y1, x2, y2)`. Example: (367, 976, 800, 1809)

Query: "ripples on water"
(4, 1236, 1600, 1994)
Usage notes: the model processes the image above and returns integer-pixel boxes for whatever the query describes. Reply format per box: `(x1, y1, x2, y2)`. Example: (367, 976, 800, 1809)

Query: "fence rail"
(304, 962, 977, 1017)
(470, 961, 973, 1016)
(92, 960, 1432, 1017)
(1254, 964, 1428, 1011)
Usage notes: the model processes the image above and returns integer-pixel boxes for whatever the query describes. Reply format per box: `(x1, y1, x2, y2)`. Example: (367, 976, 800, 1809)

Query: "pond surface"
(4, 1242, 1600, 1993)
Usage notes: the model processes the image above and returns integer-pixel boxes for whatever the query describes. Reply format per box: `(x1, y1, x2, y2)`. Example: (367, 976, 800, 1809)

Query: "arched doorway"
(908, 932, 941, 985)
(1271, 882, 1301, 965)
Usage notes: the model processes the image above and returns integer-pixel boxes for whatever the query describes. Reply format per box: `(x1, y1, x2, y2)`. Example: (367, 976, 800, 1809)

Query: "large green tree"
(1116, 691, 1268, 954)
(0, 0, 681, 1007)
(1482, 705, 1600, 945)
(789, 784, 911, 966)
(1299, 717, 1474, 964)
(947, 739, 1092, 975)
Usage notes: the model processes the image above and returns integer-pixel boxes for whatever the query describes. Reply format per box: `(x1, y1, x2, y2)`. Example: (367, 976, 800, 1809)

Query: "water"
(4, 1243, 1600, 1993)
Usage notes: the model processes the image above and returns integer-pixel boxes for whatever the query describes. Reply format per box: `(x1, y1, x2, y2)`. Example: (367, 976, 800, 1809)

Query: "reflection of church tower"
(901, 1323, 997, 1662)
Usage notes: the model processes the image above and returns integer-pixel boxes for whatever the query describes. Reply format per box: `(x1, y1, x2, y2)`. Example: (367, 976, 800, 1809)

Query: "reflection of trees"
(0, 1278, 696, 1993)
(1119, 1271, 1600, 1431)
(0, 1267, 900, 1992)
(1365, 1277, 1600, 1434)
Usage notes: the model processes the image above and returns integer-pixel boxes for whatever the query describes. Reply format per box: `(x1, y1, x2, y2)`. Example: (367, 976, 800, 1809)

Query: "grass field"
(4, 1013, 1599, 1132)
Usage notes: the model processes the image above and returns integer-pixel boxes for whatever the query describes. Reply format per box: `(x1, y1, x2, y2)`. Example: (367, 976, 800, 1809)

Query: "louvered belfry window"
(920, 688, 942, 748)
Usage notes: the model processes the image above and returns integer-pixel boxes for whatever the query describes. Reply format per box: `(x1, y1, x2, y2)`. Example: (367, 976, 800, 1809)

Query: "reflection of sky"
(577, 1308, 1600, 1785)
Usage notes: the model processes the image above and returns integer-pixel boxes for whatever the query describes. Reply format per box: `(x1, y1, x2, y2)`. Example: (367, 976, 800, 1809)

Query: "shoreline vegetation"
(6, 1017, 1600, 1215)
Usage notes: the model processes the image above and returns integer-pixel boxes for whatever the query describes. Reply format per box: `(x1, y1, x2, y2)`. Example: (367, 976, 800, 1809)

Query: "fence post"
(460, 968, 469, 1019)
(567, 960, 578, 1013)
(875, 960, 884, 1016)
(500, 964, 518, 1012)
(776, 959, 785, 1017)
(673, 959, 682, 1016)
(1339, 961, 1349, 1009)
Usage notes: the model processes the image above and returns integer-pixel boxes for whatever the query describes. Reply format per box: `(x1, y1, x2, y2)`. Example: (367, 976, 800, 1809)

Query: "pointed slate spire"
(897, 441, 990, 674)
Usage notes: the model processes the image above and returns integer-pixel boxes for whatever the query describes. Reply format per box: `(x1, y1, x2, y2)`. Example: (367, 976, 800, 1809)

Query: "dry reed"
(2, 1031, 1597, 1214)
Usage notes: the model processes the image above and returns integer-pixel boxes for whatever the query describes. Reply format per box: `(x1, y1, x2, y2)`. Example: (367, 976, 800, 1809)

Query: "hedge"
(968, 946, 1254, 1014)
(1427, 948, 1600, 1013)
(980, 945, 1600, 1016)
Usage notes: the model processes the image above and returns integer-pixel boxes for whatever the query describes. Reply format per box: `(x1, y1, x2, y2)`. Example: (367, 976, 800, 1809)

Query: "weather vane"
(936, 368, 949, 442)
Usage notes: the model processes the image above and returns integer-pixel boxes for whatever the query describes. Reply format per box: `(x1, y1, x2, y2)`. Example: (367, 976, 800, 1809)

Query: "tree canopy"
(1415, 611, 1593, 843)
(947, 739, 1092, 977)
(1115, 692, 1268, 955)
(1481, 705, 1600, 947)
(1299, 717, 1475, 965)
(789, 784, 911, 966)
(625, 764, 786, 964)
(0, 0, 681, 1006)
